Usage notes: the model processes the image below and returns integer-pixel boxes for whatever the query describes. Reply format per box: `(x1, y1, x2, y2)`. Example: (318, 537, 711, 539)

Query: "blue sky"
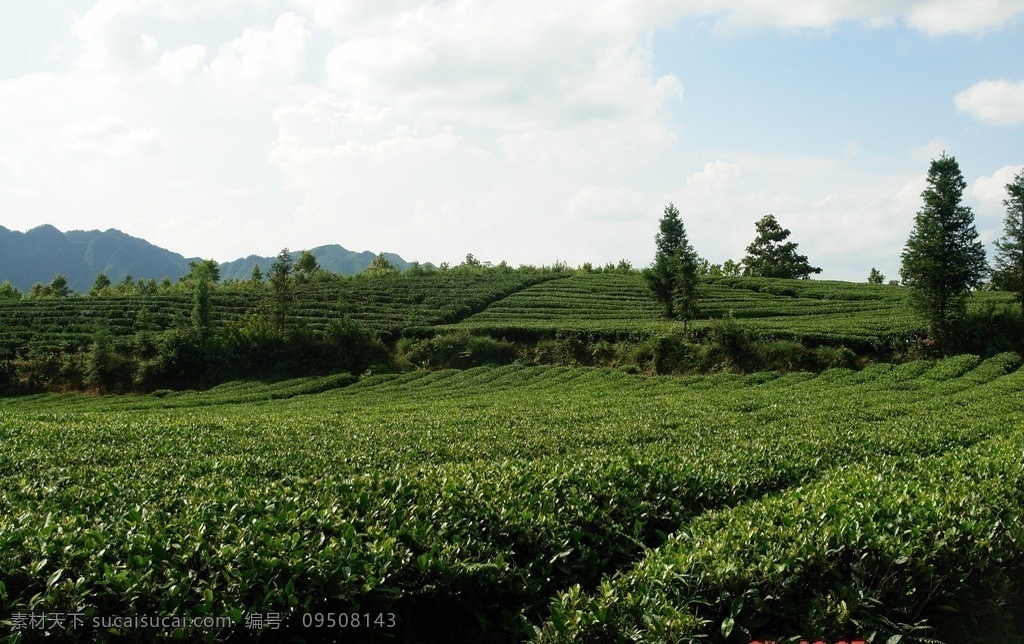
(1, 2, 1022, 281)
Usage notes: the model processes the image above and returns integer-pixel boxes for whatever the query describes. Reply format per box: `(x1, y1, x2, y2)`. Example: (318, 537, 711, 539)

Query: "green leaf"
(721, 616, 735, 638)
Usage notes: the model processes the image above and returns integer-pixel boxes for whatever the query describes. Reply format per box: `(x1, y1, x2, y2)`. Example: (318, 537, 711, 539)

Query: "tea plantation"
(1, 271, 1023, 642)
(3, 353, 1024, 642)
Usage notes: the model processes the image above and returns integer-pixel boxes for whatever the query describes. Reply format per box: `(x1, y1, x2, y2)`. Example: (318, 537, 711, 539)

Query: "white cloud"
(567, 185, 647, 222)
(972, 164, 1024, 206)
(210, 12, 310, 86)
(906, 0, 1024, 36)
(2, 1, 1022, 275)
(954, 79, 1024, 126)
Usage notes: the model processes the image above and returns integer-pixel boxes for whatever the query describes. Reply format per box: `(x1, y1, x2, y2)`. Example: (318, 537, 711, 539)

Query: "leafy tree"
(28, 282, 48, 298)
(182, 259, 220, 283)
(90, 273, 112, 296)
(721, 259, 742, 277)
(742, 215, 821, 279)
(363, 253, 399, 276)
(867, 267, 886, 284)
(49, 274, 71, 297)
(899, 153, 987, 340)
(250, 264, 264, 284)
(191, 278, 213, 339)
(992, 169, 1024, 316)
(268, 248, 294, 335)
(83, 328, 118, 391)
(294, 250, 320, 281)
(0, 280, 23, 300)
(114, 275, 135, 295)
(644, 202, 699, 329)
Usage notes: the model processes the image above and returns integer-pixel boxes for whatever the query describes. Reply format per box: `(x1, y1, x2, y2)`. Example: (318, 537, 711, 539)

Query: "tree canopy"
(742, 214, 821, 279)
(644, 202, 700, 326)
(993, 169, 1024, 315)
(899, 153, 987, 339)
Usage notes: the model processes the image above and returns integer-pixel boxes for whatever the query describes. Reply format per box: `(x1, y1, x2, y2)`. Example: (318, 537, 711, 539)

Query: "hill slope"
(0, 225, 412, 291)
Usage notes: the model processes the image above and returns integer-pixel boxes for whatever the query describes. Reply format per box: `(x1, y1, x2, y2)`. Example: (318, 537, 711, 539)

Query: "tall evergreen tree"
(644, 202, 699, 328)
(268, 248, 294, 336)
(993, 169, 1024, 316)
(742, 214, 821, 279)
(899, 154, 987, 339)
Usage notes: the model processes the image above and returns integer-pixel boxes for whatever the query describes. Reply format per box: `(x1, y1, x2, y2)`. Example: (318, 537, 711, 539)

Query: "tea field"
(2, 353, 1024, 642)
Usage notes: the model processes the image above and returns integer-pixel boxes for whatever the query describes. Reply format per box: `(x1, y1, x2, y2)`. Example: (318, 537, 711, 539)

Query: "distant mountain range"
(0, 225, 412, 293)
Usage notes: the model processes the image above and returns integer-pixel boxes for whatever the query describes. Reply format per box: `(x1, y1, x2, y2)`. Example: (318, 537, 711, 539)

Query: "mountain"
(218, 246, 412, 282)
(0, 225, 412, 293)
(0, 225, 193, 293)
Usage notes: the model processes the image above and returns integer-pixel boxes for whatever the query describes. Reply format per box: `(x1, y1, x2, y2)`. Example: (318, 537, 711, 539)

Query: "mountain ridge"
(0, 225, 412, 292)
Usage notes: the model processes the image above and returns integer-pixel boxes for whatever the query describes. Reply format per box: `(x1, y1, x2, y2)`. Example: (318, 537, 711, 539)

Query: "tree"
(644, 202, 700, 329)
(867, 267, 886, 284)
(742, 215, 821, 279)
(992, 169, 1024, 316)
(0, 281, 21, 300)
(50, 275, 71, 297)
(294, 250, 320, 281)
(268, 248, 294, 335)
(899, 153, 987, 340)
(721, 259, 742, 277)
(182, 259, 220, 284)
(250, 264, 264, 284)
(363, 253, 398, 276)
(90, 273, 112, 296)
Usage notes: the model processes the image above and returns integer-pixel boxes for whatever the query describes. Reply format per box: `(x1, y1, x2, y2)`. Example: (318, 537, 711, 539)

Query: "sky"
(1, 1, 1023, 281)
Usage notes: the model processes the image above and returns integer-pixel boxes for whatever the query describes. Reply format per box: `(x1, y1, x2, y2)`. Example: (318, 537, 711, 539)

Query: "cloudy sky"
(2, 1, 1023, 280)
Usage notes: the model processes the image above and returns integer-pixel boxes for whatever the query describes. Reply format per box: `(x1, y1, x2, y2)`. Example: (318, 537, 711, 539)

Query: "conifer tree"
(742, 214, 821, 279)
(644, 202, 699, 328)
(993, 169, 1024, 316)
(899, 154, 987, 340)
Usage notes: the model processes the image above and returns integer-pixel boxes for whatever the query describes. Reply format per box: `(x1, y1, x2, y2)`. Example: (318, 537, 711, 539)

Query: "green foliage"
(867, 267, 885, 284)
(900, 154, 988, 342)
(0, 280, 22, 300)
(993, 169, 1024, 315)
(181, 259, 220, 284)
(293, 249, 320, 281)
(644, 203, 700, 325)
(88, 273, 112, 296)
(363, 252, 399, 276)
(742, 214, 822, 279)
(268, 248, 294, 335)
(2, 356, 1024, 641)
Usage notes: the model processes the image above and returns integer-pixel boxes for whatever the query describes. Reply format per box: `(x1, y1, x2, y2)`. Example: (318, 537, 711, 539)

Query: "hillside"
(1, 268, 1019, 393)
(0, 225, 412, 291)
(0, 225, 192, 292)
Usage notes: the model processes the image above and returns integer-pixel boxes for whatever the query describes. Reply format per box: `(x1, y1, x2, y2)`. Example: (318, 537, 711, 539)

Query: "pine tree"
(742, 215, 821, 279)
(644, 203, 699, 328)
(899, 154, 987, 340)
(993, 169, 1024, 316)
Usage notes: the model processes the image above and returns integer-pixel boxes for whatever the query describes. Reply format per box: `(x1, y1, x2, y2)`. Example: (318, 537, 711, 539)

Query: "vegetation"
(993, 168, 1024, 315)
(3, 162, 1024, 641)
(643, 202, 699, 328)
(2, 355, 1023, 641)
(742, 214, 822, 279)
(900, 154, 988, 343)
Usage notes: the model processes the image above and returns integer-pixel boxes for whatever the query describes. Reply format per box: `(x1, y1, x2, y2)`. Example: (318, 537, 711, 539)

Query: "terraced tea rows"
(0, 269, 555, 358)
(450, 274, 1017, 351)
(2, 353, 1022, 641)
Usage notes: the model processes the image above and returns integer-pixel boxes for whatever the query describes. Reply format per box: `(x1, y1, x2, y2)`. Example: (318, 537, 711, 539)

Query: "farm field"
(0, 268, 557, 359)
(448, 273, 1015, 351)
(3, 352, 1024, 642)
